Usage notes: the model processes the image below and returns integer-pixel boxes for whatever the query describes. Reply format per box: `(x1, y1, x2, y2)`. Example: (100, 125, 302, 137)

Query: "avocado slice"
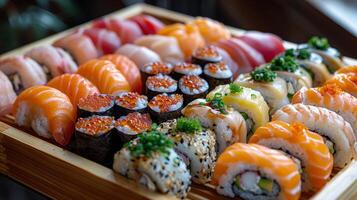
(234, 177, 241, 189)
(258, 178, 273, 192)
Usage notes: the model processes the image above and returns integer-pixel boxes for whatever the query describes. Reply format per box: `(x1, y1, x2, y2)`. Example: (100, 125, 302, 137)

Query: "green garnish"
(206, 93, 228, 114)
(125, 131, 173, 157)
(234, 177, 241, 189)
(287, 93, 294, 101)
(297, 48, 311, 60)
(251, 94, 257, 99)
(240, 112, 249, 120)
(308, 36, 330, 50)
(151, 123, 158, 131)
(175, 117, 202, 134)
(250, 68, 277, 82)
(229, 83, 243, 94)
(258, 178, 274, 192)
(199, 102, 206, 106)
(269, 56, 299, 72)
(284, 49, 295, 57)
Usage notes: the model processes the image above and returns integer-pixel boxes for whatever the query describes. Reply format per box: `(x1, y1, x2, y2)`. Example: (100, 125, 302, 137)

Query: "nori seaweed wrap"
(114, 92, 148, 118)
(191, 45, 222, 67)
(77, 94, 114, 118)
(148, 93, 183, 123)
(145, 74, 177, 99)
(203, 62, 233, 89)
(140, 62, 173, 87)
(178, 75, 209, 105)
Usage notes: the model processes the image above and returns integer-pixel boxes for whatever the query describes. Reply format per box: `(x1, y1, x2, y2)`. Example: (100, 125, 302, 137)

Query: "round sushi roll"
(77, 94, 114, 118)
(191, 45, 222, 67)
(182, 98, 247, 155)
(249, 121, 333, 192)
(148, 93, 183, 123)
(179, 75, 209, 104)
(157, 118, 216, 184)
(140, 62, 173, 85)
(272, 103, 356, 169)
(172, 63, 202, 79)
(75, 115, 115, 166)
(145, 74, 177, 99)
(114, 112, 152, 149)
(114, 92, 148, 118)
(213, 143, 301, 200)
(203, 62, 233, 89)
(113, 131, 191, 199)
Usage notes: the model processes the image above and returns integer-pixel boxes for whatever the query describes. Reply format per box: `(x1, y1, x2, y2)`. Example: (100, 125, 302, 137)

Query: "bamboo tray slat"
(1, 3, 357, 200)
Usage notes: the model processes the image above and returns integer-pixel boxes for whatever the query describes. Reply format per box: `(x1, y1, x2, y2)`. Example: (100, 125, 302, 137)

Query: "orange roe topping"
(78, 94, 113, 112)
(206, 62, 228, 74)
(147, 75, 176, 89)
(116, 92, 146, 109)
(181, 75, 204, 89)
(149, 94, 183, 112)
(174, 63, 200, 71)
(75, 116, 114, 136)
(144, 62, 172, 75)
(318, 84, 343, 96)
(116, 113, 152, 133)
(194, 45, 219, 58)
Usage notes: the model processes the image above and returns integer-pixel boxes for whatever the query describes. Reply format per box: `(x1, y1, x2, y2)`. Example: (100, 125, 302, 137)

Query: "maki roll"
(145, 74, 177, 99)
(140, 62, 173, 85)
(235, 68, 289, 114)
(157, 118, 216, 184)
(273, 103, 356, 168)
(114, 112, 152, 149)
(191, 45, 222, 67)
(113, 131, 191, 199)
(179, 75, 209, 104)
(77, 94, 114, 118)
(249, 121, 333, 192)
(213, 143, 301, 200)
(203, 62, 233, 89)
(172, 63, 202, 79)
(75, 115, 115, 166)
(182, 98, 247, 154)
(114, 92, 148, 118)
(148, 93, 183, 123)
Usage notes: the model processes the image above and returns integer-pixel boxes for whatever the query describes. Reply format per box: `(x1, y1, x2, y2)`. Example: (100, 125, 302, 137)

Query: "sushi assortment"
(0, 12, 356, 200)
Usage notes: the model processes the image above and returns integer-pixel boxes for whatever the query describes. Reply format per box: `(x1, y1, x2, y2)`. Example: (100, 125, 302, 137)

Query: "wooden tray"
(1, 3, 357, 200)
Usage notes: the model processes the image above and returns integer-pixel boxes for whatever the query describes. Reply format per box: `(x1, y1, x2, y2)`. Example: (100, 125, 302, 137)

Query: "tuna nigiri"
(100, 54, 142, 93)
(189, 17, 231, 43)
(47, 74, 99, 108)
(249, 121, 333, 192)
(325, 73, 357, 97)
(13, 86, 75, 146)
(77, 59, 130, 94)
(0, 71, 16, 116)
(292, 84, 357, 131)
(130, 15, 164, 35)
(25, 45, 77, 78)
(116, 44, 161, 68)
(80, 27, 121, 55)
(0, 56, 47, 94)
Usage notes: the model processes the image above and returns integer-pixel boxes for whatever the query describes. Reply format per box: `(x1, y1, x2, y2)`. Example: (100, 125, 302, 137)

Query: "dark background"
(0, 0, 356, 199)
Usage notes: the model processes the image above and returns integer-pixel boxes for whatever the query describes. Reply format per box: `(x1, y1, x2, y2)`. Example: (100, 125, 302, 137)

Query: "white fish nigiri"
(0, 71, 16, 116)
(116, 44, 161, 68)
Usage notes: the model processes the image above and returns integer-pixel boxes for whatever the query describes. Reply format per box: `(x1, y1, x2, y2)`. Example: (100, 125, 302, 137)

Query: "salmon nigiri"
(213, 143, 301, 200)
(77, 59, 130, 94)
(159, 23, 205, 58)
(325, 73, 357, 97)
(189, 17, 231, 43)
(47, 74, 99, 108)
(249, 121, 333, 192)
(13, 86, 75, 146)
(292, 84, 357, 131)
(0, 71, 16, 116)
(336, 65, 357, 75)
(99, 54, 142, 93)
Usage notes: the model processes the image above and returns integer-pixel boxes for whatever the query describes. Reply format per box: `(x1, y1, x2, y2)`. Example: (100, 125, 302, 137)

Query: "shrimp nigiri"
(0, 71, 16, 116)
(325, 73, 357, 97)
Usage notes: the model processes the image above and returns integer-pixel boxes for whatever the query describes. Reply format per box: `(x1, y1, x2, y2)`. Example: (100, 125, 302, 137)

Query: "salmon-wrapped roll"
(249, 121, 333, 192)
(53, 33, 98, 65)
(134, 35, 184, 64)
(77, 59, 130, 95)
(116, 44, 161, 68)
(0, 71, 16, 116)
(325, 73, 357, 97)
(213, 143, 301, 200)
(292, 84, 357, 131)
(0, 56, 47, 94)
(272, 103, 356, 168)
(235, 68, 289, 114)
(189, 17, 231, 43)
(13, 86, 75, 146)
(47, 74, 99, 108)
(159, 23, 205, 58)
(336, 65, 357, 75)
(182, 98, 247, 154)
(207, 83, 269, 135)
(100, 54, 142, 93)
(25, 45, 77, 79)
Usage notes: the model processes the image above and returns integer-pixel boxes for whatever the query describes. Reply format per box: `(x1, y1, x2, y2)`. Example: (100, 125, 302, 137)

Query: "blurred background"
(0, 0, 356, 199)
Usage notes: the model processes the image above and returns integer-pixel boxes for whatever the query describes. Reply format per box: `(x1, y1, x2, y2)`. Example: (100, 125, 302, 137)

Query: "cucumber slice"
(258, 178, 273, 192)
(234, 177, 241, 188)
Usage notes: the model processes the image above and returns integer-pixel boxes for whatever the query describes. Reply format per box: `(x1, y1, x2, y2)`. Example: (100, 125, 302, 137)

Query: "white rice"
(204, 63, 232, 79)
(179, 76, 209, 95)
(146, 74, 177, 93)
